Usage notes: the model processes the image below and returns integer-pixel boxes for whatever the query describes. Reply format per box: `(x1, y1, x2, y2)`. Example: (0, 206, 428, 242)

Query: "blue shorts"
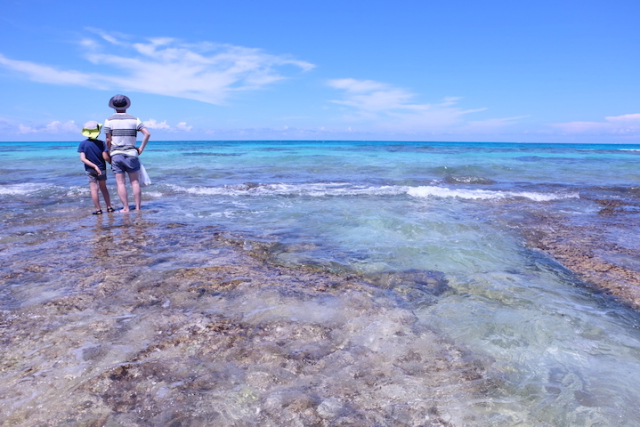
(111, 155, 141, 174)
(86, 169, 107, 183)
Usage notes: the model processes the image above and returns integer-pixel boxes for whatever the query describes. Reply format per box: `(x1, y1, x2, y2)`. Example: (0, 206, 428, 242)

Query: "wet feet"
(92, 209, 103, 215)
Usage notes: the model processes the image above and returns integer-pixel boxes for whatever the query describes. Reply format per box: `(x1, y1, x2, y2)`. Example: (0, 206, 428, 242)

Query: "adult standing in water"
(104, 94, 151, 212)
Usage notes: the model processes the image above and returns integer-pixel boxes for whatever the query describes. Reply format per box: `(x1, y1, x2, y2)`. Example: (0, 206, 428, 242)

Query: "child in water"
(77, 121, 114, 214)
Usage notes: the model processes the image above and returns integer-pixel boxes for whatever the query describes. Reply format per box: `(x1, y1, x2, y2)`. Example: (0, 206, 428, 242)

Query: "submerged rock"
(517, 204, 640, 310)
(0, 222, 492, 426)
(365, 269, 453, 308)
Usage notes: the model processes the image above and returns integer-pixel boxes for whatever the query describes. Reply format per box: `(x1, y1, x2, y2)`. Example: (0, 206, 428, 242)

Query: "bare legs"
(115, 173, 128, 211)
(130, 171, 141, 211)
(89, 180, 113, 212)
(98, 180, 112, 211)
(115, 171, 141, 212)
(89, 181, 101, 211)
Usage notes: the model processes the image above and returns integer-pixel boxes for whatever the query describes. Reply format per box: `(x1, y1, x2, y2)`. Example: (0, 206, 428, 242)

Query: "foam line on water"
(407, 185, 579, 202)
(0, 183, 58, 195)
(166, 182, 578, 202)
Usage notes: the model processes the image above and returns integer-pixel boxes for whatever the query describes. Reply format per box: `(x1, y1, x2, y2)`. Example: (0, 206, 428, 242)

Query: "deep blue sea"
(2, 140, 640, 425)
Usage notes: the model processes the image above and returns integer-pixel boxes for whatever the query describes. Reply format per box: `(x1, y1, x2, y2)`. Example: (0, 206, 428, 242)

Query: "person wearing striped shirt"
(104, 94, 151, 212)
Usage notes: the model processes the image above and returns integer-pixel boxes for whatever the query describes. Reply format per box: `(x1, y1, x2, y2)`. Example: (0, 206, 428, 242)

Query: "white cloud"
(0, 54, 108, 88)
(10, 120, 79, 135)
(0, 30, 315, 105)
(18, 124, 37, 134)
(328, 78, 415, 112)
(142, 119, 194, 131)
(328, 78, 389, 94)
(143, 119, 171, 129)
(45, 120, 79, 133)
(3, 116, 195, 138)
(553, 113, 640, 135)
(607, 113, 640, 123)
(327, 78, 507, 133)
(176, 122, 193, 131)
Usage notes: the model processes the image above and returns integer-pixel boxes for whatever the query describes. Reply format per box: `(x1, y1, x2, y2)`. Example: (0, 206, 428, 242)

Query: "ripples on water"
(2, 141, 640, 425)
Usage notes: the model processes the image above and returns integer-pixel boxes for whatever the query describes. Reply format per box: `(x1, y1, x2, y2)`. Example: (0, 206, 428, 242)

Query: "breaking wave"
(167, 182, 578, 202)
(0, 183, 59, 196)
(407, 186, 579, 202)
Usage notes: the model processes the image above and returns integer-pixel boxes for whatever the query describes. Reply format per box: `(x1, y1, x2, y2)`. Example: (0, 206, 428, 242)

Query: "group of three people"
(78, 95, 151, 214)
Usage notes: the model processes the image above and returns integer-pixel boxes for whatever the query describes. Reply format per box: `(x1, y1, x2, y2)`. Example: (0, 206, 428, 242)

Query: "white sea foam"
(407, 186, 579, 202)
(65, 186, 88, 196)
(0, 183, 57, 196)
(144, 191, 163, 198)
(167, 182, 577, 202)
(167, 183, 404, 197)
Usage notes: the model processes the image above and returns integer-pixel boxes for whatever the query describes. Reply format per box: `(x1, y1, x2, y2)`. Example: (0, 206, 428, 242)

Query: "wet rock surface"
(518, 199, 640, 310)
(0, 216, 491, 426)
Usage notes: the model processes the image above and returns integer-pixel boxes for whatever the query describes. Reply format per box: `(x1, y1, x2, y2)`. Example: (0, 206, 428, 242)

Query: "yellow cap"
(81, 121, 102, 139)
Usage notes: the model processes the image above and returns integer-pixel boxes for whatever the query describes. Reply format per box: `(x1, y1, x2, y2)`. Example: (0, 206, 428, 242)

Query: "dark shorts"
(111, 155, 141, 174)
(86, 169, 107, 183)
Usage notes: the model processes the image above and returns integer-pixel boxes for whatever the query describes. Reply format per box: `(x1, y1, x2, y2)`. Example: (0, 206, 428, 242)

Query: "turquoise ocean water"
(2, 140, 640, 425)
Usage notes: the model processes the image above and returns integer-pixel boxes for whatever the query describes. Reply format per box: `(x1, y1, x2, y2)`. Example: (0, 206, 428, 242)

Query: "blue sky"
(0, 0, 638, 142)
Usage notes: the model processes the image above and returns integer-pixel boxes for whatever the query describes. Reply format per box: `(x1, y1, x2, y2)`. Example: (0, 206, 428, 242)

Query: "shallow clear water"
(2, 140, 640, 425)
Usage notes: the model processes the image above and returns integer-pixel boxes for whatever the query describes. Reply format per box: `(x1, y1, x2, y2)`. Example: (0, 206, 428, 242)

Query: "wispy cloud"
(0, 54, 108, 88)
(553, 113, 640, 136)
(327, 78, 517, 133)
(176, 122, 193, 131)
(15, 120, 79, 135)
(0, 30, 315, 105)
(328, 78, 415, 112)
(142, 118, 193, 132)
(143, 119, 171, 130)
(0, 118, 80, 136)
(0, 116, 193, 138)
